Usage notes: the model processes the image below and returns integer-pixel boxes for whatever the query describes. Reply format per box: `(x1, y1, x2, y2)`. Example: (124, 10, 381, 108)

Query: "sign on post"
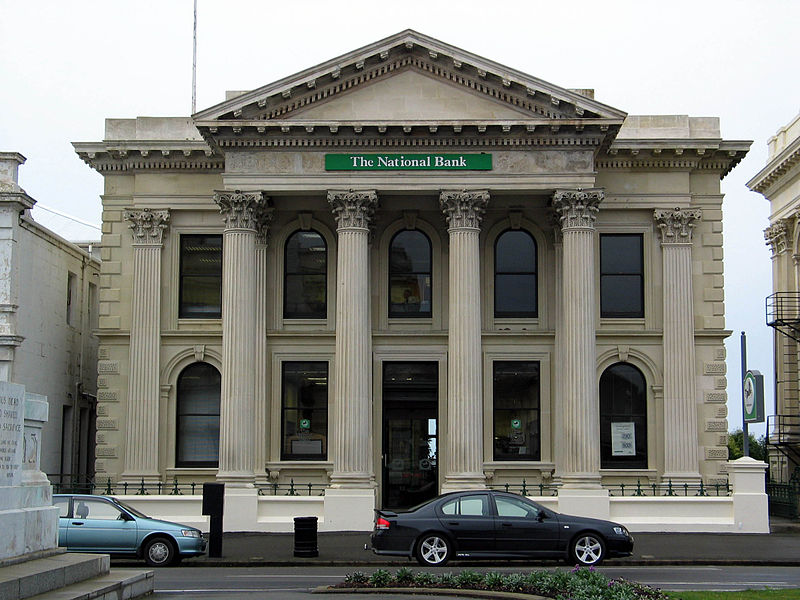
(743, 369, 765, 423)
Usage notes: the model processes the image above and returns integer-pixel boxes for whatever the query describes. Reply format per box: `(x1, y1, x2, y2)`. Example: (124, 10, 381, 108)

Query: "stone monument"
(0, 381, 57, 561)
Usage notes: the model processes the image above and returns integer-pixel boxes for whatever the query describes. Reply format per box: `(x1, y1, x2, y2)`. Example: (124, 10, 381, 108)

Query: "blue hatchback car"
(54, 494, 206, 566)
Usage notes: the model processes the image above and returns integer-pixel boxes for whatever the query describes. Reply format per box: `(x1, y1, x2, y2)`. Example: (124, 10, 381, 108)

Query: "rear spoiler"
(374, 508, 398, 518)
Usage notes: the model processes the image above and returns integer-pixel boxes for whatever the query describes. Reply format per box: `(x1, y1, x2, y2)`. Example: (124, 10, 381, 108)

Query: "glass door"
(382, 362, 438, 509)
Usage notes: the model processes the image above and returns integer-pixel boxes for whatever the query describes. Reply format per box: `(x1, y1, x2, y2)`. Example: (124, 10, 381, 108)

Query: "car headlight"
(181, 529, 201, 538)
(613, 526, 628, 536)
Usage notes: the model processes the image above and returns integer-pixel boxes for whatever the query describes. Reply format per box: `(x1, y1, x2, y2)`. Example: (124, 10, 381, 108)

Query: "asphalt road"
(148, 565, 800, 598)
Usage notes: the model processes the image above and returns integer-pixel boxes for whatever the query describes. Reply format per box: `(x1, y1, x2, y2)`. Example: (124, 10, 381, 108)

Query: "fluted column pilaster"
(551, 222, 565, 483)
(214, 191, 267, 486)
(328, 190, 377, 487)
(553, 189, 602, 488)
(254, 209, 273, 484)
(122, 208, 169, 482)
(440, 190, 489, 490)
(655, 207, 702, 484)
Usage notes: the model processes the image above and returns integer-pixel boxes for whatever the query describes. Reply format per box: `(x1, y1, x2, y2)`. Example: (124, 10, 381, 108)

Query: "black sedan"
(369, 490, 633, 566)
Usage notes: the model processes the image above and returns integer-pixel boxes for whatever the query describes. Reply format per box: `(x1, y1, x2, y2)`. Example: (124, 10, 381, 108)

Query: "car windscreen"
(111, 498, 149, 519)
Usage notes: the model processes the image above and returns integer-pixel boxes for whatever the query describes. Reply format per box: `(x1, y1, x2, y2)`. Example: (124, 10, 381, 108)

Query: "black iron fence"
(49, 476, 326, 497)
(489, 478, 730, 497)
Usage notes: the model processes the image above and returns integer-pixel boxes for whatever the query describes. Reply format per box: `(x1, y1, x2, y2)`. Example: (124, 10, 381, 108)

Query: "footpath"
(138, 518, 800, 568)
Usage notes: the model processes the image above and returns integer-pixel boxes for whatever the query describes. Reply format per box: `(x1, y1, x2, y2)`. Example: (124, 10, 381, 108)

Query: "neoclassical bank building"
(75, 31, 754, 528)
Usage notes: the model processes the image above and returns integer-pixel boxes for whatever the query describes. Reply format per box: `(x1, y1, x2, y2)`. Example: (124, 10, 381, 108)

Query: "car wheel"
(569, 533, 606, 566)
(144, 537, 177, 567)
(415, 533, 451, 566)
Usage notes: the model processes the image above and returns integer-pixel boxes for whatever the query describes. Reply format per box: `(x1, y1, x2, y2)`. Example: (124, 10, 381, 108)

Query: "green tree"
(727, 429, 767, 461)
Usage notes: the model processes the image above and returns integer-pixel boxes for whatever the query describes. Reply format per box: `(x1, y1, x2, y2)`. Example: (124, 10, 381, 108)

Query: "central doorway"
(382, 361, 438, 509)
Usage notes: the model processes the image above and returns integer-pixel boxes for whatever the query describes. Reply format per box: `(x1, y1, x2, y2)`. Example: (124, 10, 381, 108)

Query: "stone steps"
(0, 552, 153, 600)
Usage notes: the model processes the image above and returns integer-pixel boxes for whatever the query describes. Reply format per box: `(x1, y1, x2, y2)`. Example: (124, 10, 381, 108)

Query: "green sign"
(743, 370, 765, 423)
(325, 153, 492, 171)
(299, 419, 311, 430)
(511, 419, 522, 430)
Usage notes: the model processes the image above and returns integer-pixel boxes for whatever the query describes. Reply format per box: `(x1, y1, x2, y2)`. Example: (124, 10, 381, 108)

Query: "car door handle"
(71, 522, 84, 525)
(447, 521, 460, 526)
(501, 522, 513, 527)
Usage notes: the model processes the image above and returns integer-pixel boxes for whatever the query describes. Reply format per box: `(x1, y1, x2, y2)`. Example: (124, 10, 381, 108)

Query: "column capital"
(765, 218, 792, 257)
(214, 190, 265, 230)
(552, 189, 602, 230)
(255, 206, 275, 246)
(328, 189, 378, 229)
(123, 208, 170, 245)
(439, 189, 489, 229)
(654, 207, 702, 244)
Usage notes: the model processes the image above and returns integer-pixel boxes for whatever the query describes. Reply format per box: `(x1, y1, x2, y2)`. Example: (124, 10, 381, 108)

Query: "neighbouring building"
(73, 31, 750, 525)
(0, 152, 100, 483)
(749, 112, 800, 482)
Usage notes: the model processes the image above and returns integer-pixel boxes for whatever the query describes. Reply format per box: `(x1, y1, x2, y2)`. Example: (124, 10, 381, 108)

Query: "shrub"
(368, 569, 392, 587)
(343, 571, 367, 585)
(394, 567, 414, 585)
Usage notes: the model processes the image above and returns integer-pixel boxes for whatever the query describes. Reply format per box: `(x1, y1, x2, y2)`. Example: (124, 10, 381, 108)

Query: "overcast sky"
(3, 0, 798, 436)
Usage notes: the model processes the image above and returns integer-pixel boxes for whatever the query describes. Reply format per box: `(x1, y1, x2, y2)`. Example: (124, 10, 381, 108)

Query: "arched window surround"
(599, 361, 649, 470)
(388, 229, 433, 318)
(175, 361, 221, 468)
(284, 229, 328, 320)
(494, 228, 538, 319)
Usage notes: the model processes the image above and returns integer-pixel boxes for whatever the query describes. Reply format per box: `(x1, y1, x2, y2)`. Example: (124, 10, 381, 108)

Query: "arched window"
(599, 363, 647, 469)
(389, 230, 432, 318)
(284, 230, 327, 319)
(176, 363, 221, 468)
(495, 230, 537, 318)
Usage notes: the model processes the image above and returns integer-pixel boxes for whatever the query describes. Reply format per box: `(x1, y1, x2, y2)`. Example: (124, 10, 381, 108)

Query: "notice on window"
(611, 422, 635, 456)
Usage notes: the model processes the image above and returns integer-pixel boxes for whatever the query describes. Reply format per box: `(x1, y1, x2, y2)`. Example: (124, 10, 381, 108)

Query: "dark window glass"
(599, 363, 647, 469)
(176, 363, 220, 467)
(284, 231, 327, 319)
(180, 235, 222, 318)
(493, 361, 540, 461)
(495, 230, 537, 318)
(600, 234, 643, 318)
(282, 362, 328, 460)
(389, 230, 432, 318)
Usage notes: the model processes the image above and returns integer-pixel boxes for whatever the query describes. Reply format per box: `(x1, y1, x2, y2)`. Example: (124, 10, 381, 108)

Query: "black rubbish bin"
(293, 516, 319, 558)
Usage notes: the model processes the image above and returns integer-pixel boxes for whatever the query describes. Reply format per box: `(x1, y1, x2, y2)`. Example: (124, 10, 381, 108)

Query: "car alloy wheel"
(144, 537, 175, 567)
(571, 534, 605, 566)
(416, 534, 451, 566)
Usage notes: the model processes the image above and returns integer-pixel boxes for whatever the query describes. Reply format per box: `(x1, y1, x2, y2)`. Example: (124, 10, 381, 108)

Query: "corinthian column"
(440, 189, 489, 491)
(553, 189, 602, 489)
(328, 190, 378, 487)
(254, 207, 274, 485)
(655, 207, 702, 484)
(214, 191, 266, 485)
(121, 208, 170, 483)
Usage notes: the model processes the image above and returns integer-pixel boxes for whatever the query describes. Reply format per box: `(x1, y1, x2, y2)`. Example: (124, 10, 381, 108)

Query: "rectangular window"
(281, 362, 328, 460)
(493, 361, 540, 461)
(600, 234, 644, 318)
(66, 272, 77, 325)
(179, 235, 222, 318)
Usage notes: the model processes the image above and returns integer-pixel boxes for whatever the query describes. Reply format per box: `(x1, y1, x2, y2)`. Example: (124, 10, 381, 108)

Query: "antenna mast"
(192, 0, 197, 114)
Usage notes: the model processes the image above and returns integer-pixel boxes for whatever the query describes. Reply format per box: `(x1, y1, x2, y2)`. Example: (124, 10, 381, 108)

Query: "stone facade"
(0, 153, 100, 482)
(74, 31, 747, 517)
(748, 112, 800, 480)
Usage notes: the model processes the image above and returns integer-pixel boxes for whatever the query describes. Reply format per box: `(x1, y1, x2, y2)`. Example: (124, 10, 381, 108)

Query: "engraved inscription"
(705, 419, 728, 432)
(97, 390, 119, 402)
(97, 419, 118, 430)
(98, 348, 110, 360)
(98, 361, 120, 374)
(98, 377, 109, 389)
(97, 405, 108, 417)
(704, 391, 727, 403)
(714, 348, 726, 361)
(705, 447, 728, 460)
(715, 377, 727, 390)
(95, 446, 117, 458)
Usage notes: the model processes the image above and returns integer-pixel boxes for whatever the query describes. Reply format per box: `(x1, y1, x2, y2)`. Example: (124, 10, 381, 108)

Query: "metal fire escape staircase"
(766, 293, 800, 470)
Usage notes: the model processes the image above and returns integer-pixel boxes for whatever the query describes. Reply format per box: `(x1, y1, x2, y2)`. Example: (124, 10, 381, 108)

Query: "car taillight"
(375, 516, 391, 530)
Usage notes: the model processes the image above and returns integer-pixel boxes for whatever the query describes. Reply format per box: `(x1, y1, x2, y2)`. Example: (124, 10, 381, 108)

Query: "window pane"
(601, 275, 643, 317)
(599, 363, 647, 469)
(600, 234, 643, 318)
(601, 235, 642, 274)
(285, 231, 327, 319)
(180, 235, 222, 318)
(390, 275, 432, 316)
(282, 362, 328, 460)
(495, 274, 537, 316)
(390, 231, 431, 273)
(493, 361, 540, 461)
(176, 363, 220, 467)
(496, 231, 536, 273)
(459, 496, 489, 516)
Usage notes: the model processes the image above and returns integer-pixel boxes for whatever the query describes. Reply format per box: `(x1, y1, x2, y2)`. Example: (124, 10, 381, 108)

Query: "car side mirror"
(537, 512, 546, 522)
(119, 512, 133, 521)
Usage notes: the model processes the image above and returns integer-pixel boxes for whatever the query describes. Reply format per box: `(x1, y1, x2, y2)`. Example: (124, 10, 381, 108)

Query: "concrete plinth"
(322, 488, 375, 531)
(557, 487, 610, 520)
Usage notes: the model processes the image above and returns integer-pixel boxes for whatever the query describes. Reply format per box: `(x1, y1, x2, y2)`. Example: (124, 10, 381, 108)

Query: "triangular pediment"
(194, 30, 626, 125)
(286, 70, 534, 121)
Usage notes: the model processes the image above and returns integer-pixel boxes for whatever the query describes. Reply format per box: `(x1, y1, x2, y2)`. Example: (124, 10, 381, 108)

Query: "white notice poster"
(611, 422, 635, 456)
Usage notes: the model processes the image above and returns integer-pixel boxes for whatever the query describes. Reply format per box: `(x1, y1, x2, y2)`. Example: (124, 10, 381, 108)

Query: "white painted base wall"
(118, 458, 769, 534)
